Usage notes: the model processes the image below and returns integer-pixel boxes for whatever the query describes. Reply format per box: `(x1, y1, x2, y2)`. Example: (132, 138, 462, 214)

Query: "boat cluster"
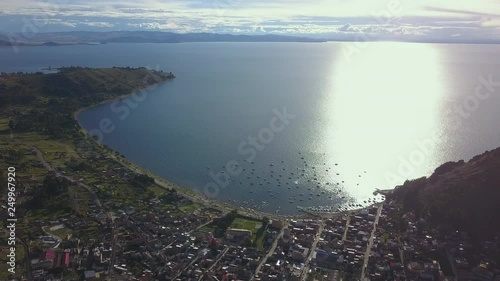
(209, 151, 376, 213)
(297, 195, 385, 214)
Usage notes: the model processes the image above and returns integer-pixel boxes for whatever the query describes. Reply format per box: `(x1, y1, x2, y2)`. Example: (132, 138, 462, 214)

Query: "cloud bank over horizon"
(1, 0, 500, 42)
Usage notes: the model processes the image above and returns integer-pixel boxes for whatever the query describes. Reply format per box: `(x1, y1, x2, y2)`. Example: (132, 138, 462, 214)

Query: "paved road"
(342, 216, 351, 242)
(107, 216, 117, 278)
(198, 246, 230, 281)
(251, 226, 286, 281)
(300, 221, 325, 281)
(360, 204, 383, 280)
(31, 146, 54, 172)
(41, 226, 62, 248)
(445, 248, 459, 281)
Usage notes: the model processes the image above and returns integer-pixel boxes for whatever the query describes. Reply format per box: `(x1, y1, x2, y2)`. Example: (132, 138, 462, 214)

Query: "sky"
(1, 0, 500, 42)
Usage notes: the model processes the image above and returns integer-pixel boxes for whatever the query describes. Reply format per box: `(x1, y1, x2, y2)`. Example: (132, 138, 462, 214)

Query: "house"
(225, 228, 252, 243)
(291, 245, 309, 262)
(269, 220, 283, 229)
(84, 270, 96, 280)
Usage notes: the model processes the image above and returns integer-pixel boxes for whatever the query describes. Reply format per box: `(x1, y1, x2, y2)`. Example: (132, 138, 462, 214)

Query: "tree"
(262, 216, 270, 227)
(0, 170, 5, 195)
(242, 237, 253, 247)
(42, 174, 70, 197)
(8, 118, 15, 130)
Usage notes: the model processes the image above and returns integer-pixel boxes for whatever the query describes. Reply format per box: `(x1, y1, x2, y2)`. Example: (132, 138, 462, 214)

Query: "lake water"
(2, 42, 500, 215)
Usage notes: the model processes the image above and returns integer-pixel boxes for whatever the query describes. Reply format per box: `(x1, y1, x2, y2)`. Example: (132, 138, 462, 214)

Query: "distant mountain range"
(389, 146, 500, 240)
(0, 31, 325, 46)
(2, 31, 499, 46)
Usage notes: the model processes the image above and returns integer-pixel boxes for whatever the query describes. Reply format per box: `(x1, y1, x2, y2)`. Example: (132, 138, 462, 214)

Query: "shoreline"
(72, 80, 166, 120)
(72, 80, 312, 221)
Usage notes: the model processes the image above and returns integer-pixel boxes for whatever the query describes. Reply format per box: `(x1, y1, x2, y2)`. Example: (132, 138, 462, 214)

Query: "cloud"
(423, 6, 499, 17)
(84, 21, 115, 28)
(127, 21, 196, 32)
(0, 0, 499, 42)
(481, 17, 500, 28)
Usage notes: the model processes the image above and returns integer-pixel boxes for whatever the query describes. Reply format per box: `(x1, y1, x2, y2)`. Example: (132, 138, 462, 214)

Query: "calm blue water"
(1, 42, 500, 215)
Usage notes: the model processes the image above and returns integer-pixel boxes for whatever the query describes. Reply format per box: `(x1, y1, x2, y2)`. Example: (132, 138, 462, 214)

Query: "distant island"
(0, 31, 326, 47)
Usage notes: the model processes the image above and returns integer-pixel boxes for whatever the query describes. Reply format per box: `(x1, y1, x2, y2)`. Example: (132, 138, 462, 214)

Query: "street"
(300, 221, 325, 281)
(360, 204, 383, 280)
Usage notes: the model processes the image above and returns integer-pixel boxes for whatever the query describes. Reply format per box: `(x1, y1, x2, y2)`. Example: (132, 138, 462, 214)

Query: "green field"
(230, 217, 262, 232)
(46, 226, 73, 240)
(26, 208, 73, 222)
(191, 225, 216, 238)
(179, 203, 203, 213)
(148, 184, 167, 197)
(0, 118, 8, 131)
(229, 217, 267, 250)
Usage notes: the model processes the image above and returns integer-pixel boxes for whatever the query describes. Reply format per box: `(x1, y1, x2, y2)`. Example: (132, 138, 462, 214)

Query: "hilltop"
(389, 147, 500, 239)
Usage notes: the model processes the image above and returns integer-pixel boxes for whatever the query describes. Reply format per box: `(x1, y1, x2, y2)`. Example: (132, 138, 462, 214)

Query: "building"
(225, 228, 252, 244)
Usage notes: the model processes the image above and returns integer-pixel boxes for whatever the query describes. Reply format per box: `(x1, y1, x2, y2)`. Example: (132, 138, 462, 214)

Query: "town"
(1, 135, 499, 281)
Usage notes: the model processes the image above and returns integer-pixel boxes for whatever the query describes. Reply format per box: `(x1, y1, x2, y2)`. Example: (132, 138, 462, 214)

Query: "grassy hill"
(0, 67, 174, 109)
(0, 67, 175, 137)
(389, 147, 500, 239)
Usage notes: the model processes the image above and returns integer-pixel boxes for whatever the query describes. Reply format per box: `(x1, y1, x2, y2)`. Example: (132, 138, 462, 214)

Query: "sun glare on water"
(322, 42, 445, 199)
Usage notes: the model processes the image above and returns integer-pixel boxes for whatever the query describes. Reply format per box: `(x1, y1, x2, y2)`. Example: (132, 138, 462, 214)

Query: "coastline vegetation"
(388, 147, 500, 240)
